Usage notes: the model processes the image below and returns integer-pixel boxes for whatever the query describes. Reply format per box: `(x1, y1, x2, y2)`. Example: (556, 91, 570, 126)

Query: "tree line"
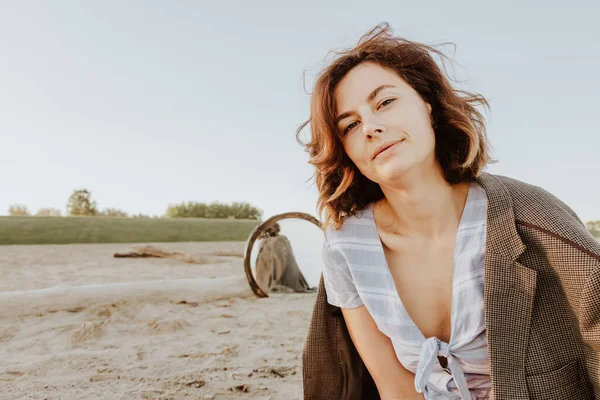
(7, 189, 600, 235)
(7, 189, 263, 220)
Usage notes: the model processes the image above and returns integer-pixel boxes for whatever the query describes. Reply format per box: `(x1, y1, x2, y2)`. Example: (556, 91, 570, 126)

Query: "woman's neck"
(375, 170, 471, 240)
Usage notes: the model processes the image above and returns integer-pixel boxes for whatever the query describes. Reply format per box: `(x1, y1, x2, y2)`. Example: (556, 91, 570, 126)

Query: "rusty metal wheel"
(243, 212, 322, 298)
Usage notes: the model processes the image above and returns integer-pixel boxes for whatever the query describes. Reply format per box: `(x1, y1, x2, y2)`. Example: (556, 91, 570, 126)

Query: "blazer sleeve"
(322, 240, 364, 309)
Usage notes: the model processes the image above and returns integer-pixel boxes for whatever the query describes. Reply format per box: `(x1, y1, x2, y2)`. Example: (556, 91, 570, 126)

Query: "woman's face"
(334, 62, 436, 186)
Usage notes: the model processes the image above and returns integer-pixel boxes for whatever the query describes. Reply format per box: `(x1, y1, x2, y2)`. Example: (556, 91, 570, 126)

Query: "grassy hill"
(0, 216, 259, 245)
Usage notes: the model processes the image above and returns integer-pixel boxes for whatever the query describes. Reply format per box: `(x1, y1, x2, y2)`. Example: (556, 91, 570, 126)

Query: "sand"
(0, 242, 316, 399)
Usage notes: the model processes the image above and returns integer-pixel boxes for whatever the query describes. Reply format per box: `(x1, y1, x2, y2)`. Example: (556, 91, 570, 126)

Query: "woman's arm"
(342, 305, 425, 400)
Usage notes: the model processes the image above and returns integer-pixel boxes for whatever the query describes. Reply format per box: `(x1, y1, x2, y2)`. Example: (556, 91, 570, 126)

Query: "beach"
(0, 242, 315, 399)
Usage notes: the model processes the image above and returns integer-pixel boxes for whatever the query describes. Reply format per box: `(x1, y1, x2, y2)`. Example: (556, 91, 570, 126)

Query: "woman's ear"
(426, 103, 432, 114)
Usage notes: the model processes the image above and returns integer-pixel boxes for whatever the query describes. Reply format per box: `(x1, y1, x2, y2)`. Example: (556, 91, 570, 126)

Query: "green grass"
(0, 216, 260, 245)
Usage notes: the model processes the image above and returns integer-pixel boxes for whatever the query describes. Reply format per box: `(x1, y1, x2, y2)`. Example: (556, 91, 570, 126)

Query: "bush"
(587, 221, 600, 239)
(8, 204, 31, 216)
(132, 213, 152, 218)
(99, 208, 129, 217)
(35, 208, 62, 217)
(166, 201, 262, 220)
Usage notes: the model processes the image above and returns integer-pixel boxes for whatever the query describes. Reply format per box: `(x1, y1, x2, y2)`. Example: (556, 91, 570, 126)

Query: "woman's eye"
(344, 121, 359, 134)
(379, 98, 395, 109)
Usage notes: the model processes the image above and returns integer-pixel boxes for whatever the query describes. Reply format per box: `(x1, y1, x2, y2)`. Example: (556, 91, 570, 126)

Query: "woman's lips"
(373, 139, 403, 159)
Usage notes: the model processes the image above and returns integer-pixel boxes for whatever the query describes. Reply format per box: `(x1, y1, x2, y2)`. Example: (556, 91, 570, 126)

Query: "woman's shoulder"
(491, 174, 582, 223)
(488, 173, 599, 255)
(323, 205, 377, 246)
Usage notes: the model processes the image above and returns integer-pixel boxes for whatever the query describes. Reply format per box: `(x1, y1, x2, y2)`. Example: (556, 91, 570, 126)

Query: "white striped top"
(322, 182, 491, 399)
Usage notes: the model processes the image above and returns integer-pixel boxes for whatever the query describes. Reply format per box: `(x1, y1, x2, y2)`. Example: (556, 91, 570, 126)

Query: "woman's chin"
(373, 160, 411, 182)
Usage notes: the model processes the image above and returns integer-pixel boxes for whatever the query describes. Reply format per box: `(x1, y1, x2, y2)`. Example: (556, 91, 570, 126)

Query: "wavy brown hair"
(296, 23, 492, 230)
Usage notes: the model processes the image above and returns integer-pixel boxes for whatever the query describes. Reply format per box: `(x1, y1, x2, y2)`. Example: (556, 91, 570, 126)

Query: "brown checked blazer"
(302, 172, 600, 400)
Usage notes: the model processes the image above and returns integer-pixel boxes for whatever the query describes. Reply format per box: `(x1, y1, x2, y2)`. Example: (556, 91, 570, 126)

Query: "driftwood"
(113, 245, 205, 264)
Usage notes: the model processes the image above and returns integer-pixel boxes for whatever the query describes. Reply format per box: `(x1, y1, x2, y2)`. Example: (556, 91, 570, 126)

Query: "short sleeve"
(322, 240, 364, 309)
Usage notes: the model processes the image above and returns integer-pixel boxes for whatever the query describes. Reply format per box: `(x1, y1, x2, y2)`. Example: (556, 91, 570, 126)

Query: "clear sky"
(1, 0, 599, 222)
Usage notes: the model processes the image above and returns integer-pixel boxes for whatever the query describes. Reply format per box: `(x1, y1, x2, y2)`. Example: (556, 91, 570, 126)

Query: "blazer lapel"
(477, 172, 537, 399)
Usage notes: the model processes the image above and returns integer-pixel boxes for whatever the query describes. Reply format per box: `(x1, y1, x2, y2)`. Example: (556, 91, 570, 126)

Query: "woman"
(297, 23, 600, 399)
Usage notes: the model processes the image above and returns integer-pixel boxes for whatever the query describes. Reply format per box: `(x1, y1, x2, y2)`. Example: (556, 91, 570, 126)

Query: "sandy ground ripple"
(0, 242, 316, 399)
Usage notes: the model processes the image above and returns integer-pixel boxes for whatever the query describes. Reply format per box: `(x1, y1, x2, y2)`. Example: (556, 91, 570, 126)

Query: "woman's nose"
(362, 120, 386, 138)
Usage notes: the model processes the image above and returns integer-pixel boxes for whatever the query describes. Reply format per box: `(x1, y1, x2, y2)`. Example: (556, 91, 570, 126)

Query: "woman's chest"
(349, 229, 488, 348)
(384, 242, 456, 342)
